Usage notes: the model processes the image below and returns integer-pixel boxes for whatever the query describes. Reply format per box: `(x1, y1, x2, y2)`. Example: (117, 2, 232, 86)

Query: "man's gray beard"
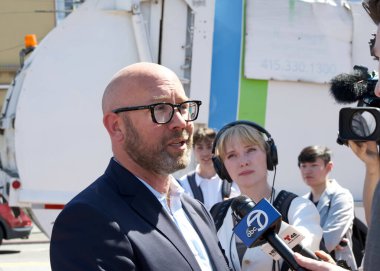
(122, 116, 192, 175)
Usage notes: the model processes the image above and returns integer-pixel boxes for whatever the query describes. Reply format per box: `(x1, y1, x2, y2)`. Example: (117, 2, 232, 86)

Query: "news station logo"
(284, 233, 297, 242)
(233, 198, 282, 248)
(261, 226, 305, 260)
(245, 210, 268, 237)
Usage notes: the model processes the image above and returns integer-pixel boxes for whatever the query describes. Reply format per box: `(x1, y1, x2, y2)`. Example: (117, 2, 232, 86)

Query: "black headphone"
(211, 120, 278, 183)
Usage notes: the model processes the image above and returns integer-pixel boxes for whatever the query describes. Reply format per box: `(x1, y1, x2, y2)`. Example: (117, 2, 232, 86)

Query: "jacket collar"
(317, 179, 338, 210)
(103, 158, 205, 270)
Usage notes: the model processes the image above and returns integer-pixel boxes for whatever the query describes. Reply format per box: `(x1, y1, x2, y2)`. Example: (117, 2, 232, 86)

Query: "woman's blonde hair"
(215, 124, 268, 160)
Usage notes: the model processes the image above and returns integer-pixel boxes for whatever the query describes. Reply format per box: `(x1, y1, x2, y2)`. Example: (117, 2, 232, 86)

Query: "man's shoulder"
(326, 180, 354, 201)
(61, 175, 117, 214)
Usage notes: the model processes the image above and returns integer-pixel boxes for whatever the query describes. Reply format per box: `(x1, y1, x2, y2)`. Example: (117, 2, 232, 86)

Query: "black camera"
(330, 65, 380, 145)
(338, 107, 380, 144)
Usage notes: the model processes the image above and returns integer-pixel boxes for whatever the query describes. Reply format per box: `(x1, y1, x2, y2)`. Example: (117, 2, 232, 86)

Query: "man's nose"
(303, 167, 312, 173)
(170, 108, 187, 128)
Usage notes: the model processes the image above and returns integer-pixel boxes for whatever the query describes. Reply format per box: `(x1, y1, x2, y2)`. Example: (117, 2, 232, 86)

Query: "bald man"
(50, 62, 230, 271)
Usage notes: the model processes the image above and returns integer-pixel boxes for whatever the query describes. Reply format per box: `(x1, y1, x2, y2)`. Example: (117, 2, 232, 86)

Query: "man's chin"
(174, 156, 191, 171)
(159, 153, 190, 174)
(172, 148, 191, 162)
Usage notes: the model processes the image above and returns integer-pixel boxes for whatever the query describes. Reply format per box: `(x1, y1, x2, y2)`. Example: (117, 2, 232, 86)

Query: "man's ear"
(103, 113, 124, 142)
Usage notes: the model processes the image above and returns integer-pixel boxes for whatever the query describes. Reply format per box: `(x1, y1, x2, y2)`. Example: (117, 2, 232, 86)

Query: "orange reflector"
(44, 204, 65, 210)
(24, 34, 38, 48)
(12, 180, 21, 190)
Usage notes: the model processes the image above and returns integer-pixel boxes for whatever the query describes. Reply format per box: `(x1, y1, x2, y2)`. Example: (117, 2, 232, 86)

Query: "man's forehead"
(301, 158, 324, 164)
(125, 83, 187, 101)
(151, 92, 189, 102)
(151, 94, 186, 100)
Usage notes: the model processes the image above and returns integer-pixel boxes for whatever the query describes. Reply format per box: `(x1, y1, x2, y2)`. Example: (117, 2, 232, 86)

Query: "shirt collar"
(194, 164, 220, 186)
(138, 175, 185, 201)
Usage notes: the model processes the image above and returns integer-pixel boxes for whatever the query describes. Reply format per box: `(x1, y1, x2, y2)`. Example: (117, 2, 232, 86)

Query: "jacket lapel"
(106, 159, 201, 270)
(318, 188, 333, 214)
(132, 195, 201, 270)
(181, 197, 219, 270)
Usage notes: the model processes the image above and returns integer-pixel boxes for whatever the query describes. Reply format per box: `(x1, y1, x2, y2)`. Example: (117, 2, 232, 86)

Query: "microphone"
(329, 65, 378, 105)
(261, 223, 319, 261)
(231, 195, 309, 271)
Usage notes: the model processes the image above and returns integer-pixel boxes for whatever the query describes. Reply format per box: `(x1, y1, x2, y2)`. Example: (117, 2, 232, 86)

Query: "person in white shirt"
(179, 127, 240, 210)
(210, 120, 323, 271)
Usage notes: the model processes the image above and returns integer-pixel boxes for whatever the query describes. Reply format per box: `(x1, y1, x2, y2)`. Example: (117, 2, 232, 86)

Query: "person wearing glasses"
(50, 62, 231, 271)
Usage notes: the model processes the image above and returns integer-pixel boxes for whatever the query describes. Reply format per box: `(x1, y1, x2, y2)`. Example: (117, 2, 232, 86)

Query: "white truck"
(0, 0, 376, 237)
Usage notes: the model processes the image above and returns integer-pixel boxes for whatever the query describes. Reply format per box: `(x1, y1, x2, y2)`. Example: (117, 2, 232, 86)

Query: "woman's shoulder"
(209, 198, 235, 231)
(288, 194, 319, 214)
(274, 189, 309, 208)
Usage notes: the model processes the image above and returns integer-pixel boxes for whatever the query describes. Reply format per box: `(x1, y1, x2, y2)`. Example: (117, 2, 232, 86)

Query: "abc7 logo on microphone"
(245, 210, 269, 238)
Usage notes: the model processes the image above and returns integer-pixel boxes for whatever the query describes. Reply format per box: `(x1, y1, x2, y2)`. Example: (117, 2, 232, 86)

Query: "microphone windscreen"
(329, 72, 368, 104)
(230, 195, 255, 220)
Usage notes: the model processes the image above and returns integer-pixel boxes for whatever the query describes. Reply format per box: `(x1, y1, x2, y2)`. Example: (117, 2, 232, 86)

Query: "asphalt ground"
(0, 224, 50, 271)
(2, 224, 49, 245)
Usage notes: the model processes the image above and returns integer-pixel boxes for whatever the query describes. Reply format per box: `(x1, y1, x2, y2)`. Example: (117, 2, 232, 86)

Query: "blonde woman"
(210, 120, 323, 271)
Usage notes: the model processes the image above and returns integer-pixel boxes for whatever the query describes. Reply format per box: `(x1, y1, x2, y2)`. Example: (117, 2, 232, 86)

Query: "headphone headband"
(211, 120, 273, 155)
(211, 120, 278, 182)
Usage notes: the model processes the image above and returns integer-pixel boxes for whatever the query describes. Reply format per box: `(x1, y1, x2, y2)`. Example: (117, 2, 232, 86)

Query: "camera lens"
(350, 111, 376, 137)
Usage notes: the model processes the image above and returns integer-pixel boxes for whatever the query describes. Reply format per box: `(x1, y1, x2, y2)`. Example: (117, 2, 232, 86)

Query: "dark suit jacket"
(50, 158, 230, 271)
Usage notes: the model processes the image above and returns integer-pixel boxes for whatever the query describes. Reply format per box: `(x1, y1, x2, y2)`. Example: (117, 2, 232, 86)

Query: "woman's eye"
(226, 154, 236, 159)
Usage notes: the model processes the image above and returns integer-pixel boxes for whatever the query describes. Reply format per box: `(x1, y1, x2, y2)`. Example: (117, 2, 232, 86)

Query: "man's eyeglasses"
(112, 100, 202, 124)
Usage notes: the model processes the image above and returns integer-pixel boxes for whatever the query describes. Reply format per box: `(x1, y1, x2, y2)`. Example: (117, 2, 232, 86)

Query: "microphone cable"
(269, 165, 277, 204)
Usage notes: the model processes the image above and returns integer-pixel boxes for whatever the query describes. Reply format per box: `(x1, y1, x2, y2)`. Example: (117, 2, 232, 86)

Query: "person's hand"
(348, 140, 380, 224)
(348, 140, 379, 167)
(294, 251, 346, 271)
(314, 250, 336, 265)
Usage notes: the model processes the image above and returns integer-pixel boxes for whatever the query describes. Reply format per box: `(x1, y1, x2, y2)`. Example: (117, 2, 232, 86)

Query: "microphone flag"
(233, 198, 281, 248)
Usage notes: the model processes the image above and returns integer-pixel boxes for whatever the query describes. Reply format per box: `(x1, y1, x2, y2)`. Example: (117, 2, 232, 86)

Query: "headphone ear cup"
(212, 156, 225, 179)
(271, 143, 278, 168)
(266, 139, 278, 171)
(212, 156, 233, 183)
(266, 152, 274, 171)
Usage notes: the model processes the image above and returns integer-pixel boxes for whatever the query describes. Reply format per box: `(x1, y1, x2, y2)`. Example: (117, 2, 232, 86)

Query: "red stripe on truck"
(44, 204, 65, 209)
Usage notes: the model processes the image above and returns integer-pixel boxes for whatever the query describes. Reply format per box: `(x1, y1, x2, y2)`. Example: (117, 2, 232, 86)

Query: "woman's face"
(222, 135, 268, 189)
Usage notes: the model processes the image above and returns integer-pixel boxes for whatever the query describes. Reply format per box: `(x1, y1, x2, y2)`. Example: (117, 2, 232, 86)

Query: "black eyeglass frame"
(112, 100, 202, 124)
